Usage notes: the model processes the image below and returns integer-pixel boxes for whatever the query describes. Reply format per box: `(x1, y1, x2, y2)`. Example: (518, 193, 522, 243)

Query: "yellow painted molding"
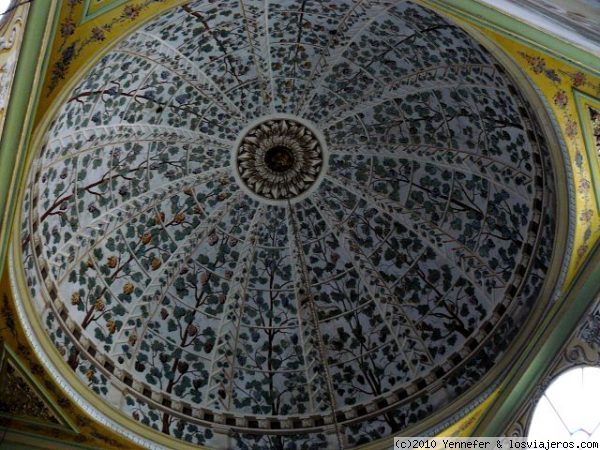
(490, 33, 600, 286)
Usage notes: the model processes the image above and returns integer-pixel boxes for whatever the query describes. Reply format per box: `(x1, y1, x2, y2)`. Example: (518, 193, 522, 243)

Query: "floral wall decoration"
(39, 0, 182, 122)
(50, 0, 162, 92)
(518, 49, 600, 273)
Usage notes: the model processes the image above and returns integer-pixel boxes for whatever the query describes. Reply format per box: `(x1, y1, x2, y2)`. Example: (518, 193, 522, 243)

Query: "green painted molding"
(420, 0, 600, 78)
(475, 239, 600, 435)
(80, 0, 128, 25)
(0, 0, 60, 276)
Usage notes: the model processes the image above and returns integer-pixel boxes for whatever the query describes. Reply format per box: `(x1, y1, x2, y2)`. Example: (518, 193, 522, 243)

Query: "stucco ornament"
(235, 117, 325, 201)
(0, 13, 25, 124)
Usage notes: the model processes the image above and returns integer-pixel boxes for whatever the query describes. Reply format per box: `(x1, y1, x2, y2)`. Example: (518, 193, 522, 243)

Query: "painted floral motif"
(565, 118, 578, 138)
(122, 4, 142, 19)
(519, 51, 599, 265)
(60, 18, 77, 38)
(553, 89, 568, 109)
(90, 26, 106, 41)
(48, 0, 168, 92)
(519, 51, 560, 83)
(561, 70, 600, 96)
(23, 1, 557, 448)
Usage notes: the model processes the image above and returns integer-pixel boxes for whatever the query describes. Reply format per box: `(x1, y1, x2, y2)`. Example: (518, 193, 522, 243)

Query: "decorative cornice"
(417, 0, 600, 78)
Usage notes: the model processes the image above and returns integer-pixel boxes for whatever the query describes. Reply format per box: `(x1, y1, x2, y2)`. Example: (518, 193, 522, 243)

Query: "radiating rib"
(202, 205, 265, 410)
(323, 75, 505, 128)
(264, 0, 277, 113)
(296, 0, 400, 116)
(238, 0, 273, 113)
(329, 143, 532, 199)
(310, 195, 434, 374)
(286, 203, 344, 449)
(284, 206, 331, 414)
(326, 172, 501, 307)
(110, 191, 245, 362)
(118, 31, 244, 119)
(43, 123, 231, 169)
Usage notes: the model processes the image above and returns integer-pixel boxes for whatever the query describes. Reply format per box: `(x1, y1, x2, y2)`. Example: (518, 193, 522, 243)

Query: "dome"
(19, 1, 557, 448)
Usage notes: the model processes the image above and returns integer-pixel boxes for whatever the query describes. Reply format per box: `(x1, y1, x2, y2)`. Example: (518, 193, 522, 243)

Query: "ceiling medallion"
(233, 116, 327, 203)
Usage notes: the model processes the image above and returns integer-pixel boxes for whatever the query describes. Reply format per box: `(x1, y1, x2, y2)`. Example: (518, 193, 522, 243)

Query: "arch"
(529, 366, 600, 440)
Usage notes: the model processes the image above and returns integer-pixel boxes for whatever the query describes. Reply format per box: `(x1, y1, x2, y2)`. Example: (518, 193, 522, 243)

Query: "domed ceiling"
(19, 0, 557, 448)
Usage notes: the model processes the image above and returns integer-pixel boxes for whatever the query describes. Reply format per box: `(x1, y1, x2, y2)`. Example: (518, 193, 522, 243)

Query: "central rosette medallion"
(233, 116, 326, 202)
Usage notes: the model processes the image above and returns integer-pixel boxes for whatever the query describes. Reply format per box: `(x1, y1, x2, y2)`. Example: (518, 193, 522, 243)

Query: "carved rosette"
(235, 118, 324, 200)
